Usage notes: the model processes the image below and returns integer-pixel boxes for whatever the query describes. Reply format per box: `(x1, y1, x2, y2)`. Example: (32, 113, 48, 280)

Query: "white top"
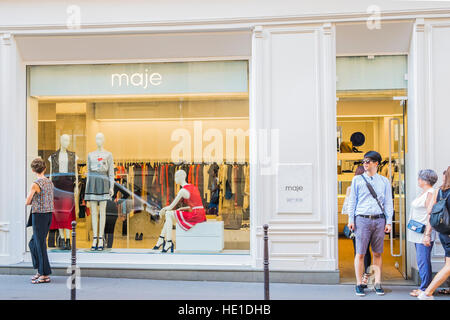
(48, 151, 79, 173)
(341, 186, 351, 215)
(408, 188, 436, 244)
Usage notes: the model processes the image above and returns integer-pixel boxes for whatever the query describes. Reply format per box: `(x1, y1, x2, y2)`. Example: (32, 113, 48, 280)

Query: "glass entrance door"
(337, 95, 408, 282)
(387, 99, 407, 279)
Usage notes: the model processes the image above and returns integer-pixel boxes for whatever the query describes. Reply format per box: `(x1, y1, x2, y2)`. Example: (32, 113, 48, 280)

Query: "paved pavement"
(1, 275, 449, 300)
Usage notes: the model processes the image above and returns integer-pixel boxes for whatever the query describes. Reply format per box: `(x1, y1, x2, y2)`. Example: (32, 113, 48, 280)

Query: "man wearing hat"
(347, 151, 393, 296)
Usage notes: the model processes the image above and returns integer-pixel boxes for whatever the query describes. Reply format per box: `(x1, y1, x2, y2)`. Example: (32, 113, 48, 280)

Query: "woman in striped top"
(26, 158, 54, 284)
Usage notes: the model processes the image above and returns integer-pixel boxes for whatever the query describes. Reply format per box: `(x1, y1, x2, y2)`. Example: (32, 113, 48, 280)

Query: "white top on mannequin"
(48, 134, 79, 173)
(86, 132, 114, 197)
(158, 170, 191, 215)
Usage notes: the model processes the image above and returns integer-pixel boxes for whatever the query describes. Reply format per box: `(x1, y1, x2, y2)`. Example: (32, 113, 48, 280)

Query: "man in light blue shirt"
(347, 151, 393, 296)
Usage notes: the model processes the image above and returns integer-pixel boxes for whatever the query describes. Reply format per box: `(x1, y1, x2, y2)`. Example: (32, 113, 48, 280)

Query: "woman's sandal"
(410, 289, 423, 297)
(31, 273, 40, 281)
(31, 276, 51, 284)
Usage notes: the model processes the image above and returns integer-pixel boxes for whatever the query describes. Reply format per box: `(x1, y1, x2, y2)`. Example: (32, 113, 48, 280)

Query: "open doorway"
(336, 56, 408, 283)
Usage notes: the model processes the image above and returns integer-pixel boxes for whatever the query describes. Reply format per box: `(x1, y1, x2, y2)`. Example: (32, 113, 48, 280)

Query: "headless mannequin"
(153, 170, 191, 252)
(48, 134, 79, 246)
(86, 133, 114, 250)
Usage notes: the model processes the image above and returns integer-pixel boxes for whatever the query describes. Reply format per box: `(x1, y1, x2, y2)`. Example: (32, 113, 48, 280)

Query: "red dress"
(175, 184, 206, 231)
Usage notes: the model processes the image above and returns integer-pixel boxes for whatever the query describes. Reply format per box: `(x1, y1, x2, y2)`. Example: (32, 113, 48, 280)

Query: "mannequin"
(151, 170, 206, 253)
(84, 133, 114, 251)
(48, 134, 78, 250)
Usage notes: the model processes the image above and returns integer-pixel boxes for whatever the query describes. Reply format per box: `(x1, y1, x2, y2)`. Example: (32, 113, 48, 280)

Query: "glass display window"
(26, 60, 250, 254)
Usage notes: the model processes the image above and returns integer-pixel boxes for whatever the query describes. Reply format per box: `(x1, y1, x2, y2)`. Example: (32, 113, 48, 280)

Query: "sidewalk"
(1, 275, 449, 300)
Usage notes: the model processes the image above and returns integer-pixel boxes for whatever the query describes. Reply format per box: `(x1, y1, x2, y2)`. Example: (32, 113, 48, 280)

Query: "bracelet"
(424, 234, 431, 237)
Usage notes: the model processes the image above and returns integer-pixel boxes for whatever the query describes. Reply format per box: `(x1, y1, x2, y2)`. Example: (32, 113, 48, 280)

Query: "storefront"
(1, 1, 450, 284)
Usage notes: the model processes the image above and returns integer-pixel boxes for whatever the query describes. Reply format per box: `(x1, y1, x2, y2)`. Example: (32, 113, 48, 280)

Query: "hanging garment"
(175, 184, 206, 231)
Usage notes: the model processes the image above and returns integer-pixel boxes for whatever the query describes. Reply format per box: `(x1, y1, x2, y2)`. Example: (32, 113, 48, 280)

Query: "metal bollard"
(263, 224, 270, 300)
(71, 221, 77, 300)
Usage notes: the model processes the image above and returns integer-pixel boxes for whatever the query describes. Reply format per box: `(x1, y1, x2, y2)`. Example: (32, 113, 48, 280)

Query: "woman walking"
(26, 158, 54, 284)
(418, 167, 450, 300)
(407, 169, 438, 297)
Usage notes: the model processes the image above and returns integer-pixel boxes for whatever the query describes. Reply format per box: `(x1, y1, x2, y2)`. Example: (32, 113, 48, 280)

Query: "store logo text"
(111, 69, 162, 89)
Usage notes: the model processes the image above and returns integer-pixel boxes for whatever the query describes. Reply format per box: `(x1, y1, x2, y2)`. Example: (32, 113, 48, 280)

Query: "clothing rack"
(77, 159, 248, 165)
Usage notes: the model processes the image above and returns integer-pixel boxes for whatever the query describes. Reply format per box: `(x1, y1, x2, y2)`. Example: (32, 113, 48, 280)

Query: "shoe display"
(355, 285, 365, 296)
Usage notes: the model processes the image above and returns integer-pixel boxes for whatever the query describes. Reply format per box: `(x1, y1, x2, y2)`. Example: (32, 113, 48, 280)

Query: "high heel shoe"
(97, 237, 104, 251)
(65, 239, 71, 251)
(153, 236, 165, 250)
(161, 240, 174, 253)
(91, 237, 98, 251)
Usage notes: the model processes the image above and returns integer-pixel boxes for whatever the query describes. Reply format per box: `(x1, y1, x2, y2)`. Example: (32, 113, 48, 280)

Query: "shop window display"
(27, 61, 250, 253)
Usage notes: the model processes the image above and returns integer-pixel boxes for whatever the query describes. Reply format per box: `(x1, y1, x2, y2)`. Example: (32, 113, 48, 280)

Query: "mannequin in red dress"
(152, 169, 206, 253)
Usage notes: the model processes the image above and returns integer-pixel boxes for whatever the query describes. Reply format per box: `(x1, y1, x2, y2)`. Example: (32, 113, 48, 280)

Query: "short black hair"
(364, 151, 382, 164)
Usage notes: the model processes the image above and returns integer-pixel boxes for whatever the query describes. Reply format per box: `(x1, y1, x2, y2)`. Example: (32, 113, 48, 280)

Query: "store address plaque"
(276, 163, 313, 213)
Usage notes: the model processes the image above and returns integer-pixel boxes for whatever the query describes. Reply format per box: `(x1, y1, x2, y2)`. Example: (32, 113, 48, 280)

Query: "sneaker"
(355, 285, 366, 296)
(418, 291, 434, 300)
(374, 283, 385, 295)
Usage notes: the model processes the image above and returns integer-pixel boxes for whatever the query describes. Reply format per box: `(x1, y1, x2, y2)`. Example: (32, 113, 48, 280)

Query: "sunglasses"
(362, 159, 374, 164)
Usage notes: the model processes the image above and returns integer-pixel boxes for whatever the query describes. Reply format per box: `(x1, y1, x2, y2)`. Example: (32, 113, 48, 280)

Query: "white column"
(408, 18, 450, 271)
(0, 33, 27, 265)
(253, 23, 337, 272)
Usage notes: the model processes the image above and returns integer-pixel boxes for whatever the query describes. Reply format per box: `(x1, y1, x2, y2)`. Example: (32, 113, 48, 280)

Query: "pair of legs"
(29, 212, 52, 283)
(423, 257, 450, 296)
(155, 210, 175, 251)
(354, 216, 386, 286)
(89, 201, 107, 249)
(355, 252, 382, 285)
(58, 228, 71, 240)
(410, 242, 434, 296)
(422, 233, 450, 297)
(352, 237, 371, 272)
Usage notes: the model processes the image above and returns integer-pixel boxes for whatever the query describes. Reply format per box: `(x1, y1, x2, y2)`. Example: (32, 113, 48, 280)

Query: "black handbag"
(430, 189, 450, 235)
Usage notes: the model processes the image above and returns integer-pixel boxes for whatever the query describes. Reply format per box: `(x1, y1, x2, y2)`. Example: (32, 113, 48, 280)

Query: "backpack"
(430, 189, 450, 235)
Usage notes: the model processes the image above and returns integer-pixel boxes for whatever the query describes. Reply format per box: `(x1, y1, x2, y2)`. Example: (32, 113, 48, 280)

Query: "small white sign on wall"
(276, 163, 313, 213)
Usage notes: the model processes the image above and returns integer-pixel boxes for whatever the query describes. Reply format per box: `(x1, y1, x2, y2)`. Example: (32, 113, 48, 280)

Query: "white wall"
(407, 18, 450, 272)
(253, 23, 337, 271)
(0, 35, 27, 264)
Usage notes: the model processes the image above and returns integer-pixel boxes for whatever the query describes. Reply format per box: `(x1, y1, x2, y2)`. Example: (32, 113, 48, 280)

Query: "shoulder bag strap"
(360, 174, 386, 216)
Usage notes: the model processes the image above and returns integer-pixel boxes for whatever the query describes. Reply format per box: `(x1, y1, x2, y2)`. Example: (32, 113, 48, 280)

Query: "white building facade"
(0, 1, 449, 284)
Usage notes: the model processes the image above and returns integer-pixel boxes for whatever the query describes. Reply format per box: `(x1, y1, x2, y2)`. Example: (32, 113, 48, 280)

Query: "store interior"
(29, 94, 250, 254)
(336, 90, 408, 282)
